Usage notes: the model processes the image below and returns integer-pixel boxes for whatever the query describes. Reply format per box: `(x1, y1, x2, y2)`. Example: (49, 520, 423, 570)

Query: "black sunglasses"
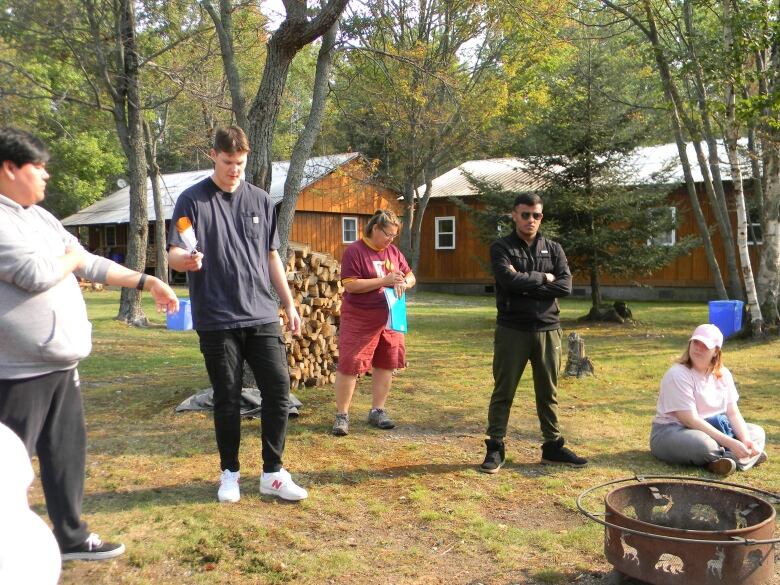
(519, 211, 543, 221)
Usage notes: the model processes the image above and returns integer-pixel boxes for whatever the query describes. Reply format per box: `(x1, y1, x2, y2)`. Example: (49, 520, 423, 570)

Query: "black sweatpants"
(0, 369, 90, 550)
(197, 323, 290, 474)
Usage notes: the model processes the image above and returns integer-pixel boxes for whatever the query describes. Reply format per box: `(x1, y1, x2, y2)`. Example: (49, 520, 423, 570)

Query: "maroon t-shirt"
(341, 239, 411, 310)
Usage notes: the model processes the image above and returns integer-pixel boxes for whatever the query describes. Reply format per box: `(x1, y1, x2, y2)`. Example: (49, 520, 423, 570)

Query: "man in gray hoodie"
(0, 128, 178, 561)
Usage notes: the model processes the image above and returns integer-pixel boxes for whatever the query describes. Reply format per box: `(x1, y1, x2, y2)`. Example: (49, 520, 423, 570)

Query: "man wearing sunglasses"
(479, 193, 587, 473)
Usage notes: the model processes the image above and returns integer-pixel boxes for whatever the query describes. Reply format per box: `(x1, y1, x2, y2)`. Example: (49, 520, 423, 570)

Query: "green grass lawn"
(47, 290, 779, 584)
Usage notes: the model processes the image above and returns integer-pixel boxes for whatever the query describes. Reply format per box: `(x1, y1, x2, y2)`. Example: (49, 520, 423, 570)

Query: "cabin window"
(342, 217, 358, 243)
(648, 207, 675, 246)
(748, 223, 763, 246)
(147, 227, 155, 245)
(435, 216, 456, 250)
(104, 225, 117, 247)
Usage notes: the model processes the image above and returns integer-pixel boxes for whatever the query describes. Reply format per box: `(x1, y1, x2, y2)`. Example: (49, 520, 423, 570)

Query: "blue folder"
(383, 288, 408, 333)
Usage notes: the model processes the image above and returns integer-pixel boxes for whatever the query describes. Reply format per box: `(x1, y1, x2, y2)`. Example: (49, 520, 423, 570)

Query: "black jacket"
(490, 232, 572, 331)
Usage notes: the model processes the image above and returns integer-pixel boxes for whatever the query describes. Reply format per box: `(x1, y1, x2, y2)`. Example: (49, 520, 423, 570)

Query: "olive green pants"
(486, 326, 562, 442)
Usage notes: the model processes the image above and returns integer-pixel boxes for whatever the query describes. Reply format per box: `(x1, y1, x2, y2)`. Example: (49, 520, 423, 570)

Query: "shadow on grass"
(300, 462, 478, 486)
(31, 480, 219, 515)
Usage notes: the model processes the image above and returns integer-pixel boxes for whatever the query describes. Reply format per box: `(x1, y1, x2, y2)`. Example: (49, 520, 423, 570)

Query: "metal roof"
(61, 152, 361, 226)
(420, 141, 753, 198)
(421, 158, 546, 198)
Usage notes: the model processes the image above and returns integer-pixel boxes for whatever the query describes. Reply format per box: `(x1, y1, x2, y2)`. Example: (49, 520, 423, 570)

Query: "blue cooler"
(167, 298, 193, 330)
(708, 300, 744, 339)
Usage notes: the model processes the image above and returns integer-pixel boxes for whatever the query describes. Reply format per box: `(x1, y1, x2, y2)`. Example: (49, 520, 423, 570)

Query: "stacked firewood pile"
(78, 279, 104, 292)
(280, 242, 343, 389)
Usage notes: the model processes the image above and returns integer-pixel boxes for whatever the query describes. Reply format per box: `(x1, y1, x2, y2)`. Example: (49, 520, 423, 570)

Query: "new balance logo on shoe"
(260, 468, 309, 501)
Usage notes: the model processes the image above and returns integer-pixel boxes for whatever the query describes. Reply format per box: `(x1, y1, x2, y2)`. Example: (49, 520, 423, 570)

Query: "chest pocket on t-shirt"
(241, 212, 261, 240)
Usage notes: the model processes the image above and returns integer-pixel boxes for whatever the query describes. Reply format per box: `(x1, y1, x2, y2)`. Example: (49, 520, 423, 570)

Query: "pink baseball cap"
(690, 324, 723, 349)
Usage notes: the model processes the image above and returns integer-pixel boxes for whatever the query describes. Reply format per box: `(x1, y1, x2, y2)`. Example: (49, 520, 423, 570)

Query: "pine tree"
(467, 25, 696, 318)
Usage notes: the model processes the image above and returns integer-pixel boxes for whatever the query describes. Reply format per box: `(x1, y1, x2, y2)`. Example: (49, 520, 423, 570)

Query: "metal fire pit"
(577, 476, 779, 585)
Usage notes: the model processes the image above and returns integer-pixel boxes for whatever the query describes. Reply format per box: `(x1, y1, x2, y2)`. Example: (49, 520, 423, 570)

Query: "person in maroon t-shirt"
(332, 210, 416, 436)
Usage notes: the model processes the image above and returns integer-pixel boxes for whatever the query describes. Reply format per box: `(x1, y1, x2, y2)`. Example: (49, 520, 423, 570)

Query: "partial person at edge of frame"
(650, 323, 767, 477)
(0, 127, 179, 563)
(167, 125, 307, 504)
(480, 192, 587, 474)
(332, 209, 416, 437)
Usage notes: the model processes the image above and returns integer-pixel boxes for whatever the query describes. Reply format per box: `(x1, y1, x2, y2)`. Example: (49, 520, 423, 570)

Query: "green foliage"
(43, 132, 126, 218)
(328, 0, 564, 194)
(467, 18, 695, 308)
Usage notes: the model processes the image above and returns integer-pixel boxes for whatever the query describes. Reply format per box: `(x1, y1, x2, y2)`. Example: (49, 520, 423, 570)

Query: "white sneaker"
(260, 468, 308, 501)
(217, 469, 240, 503)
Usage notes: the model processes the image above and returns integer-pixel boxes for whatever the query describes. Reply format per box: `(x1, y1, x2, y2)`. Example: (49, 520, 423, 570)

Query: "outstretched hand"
(148, 279, 179, 314)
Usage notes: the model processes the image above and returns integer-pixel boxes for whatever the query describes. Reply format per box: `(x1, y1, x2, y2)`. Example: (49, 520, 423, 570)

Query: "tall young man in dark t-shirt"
(168, 126, 307, 503)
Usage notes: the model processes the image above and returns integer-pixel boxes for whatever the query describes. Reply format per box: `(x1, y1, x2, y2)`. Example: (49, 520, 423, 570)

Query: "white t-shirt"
(653, 363, 739, 425)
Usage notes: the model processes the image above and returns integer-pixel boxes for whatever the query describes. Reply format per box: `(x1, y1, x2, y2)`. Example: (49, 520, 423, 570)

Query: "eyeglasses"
(519, 211, 543, 221)
(380, 227, 398, 240)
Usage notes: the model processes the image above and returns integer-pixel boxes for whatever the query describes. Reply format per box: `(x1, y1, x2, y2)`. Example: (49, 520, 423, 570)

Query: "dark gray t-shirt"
(167, 177, 281, 331)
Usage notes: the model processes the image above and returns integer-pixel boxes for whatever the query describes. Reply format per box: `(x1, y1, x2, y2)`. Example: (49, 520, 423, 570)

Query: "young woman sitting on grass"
(650, 324, 768, 477)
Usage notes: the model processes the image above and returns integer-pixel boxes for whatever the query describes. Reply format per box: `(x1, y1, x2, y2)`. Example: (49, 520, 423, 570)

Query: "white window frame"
(649, 207, 676, 247)
(342, 216, 358, 243)
(748, 222, 763, 246)
(104, 225, 117, 247)
(435, 216, 456, 250)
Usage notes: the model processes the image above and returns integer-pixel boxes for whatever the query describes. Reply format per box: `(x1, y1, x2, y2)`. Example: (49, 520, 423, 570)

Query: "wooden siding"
(417, 199, 492, 284)
(590, 185, 759, 288)
(296, 159, 400, 215)
(291, 212, 373, 259)
(415, 185, 762, 289)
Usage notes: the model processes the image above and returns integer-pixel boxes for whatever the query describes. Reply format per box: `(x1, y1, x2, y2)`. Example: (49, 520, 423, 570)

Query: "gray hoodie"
(0, 194, 113, 379)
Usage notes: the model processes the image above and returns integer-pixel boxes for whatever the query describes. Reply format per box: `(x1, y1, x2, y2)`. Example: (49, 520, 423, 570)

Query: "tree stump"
(564, 332, 594, 378)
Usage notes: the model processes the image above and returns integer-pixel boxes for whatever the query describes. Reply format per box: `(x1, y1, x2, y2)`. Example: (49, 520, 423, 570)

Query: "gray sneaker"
(332, 413, 349, 436)
(368, 408, 395, 429)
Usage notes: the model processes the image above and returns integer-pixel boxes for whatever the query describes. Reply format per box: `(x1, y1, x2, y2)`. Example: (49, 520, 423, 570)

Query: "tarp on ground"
(175, 388, 302, 418)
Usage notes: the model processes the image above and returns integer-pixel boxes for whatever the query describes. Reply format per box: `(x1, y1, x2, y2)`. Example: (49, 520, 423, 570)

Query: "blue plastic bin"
(708, 300, 744, 339)
(166, 298, 193, 330)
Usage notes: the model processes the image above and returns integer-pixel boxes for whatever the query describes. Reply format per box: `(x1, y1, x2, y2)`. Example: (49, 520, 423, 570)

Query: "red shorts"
(337, 303, 405, 375)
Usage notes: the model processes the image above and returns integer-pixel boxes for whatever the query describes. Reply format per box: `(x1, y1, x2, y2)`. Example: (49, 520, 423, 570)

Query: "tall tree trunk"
(202, 0, 250, 131)
(601, 0, 728, 299)
(682, 0, 742, 298)
(722, 0, 763, 335)
(757, 139, 780, 324)
(754, 31, 780, 324)
(590, 263, 602, 311)
(638, 0, 729, 298)
(245, 0, 349, 192)
(398, 177, 417, 263)
(277, 21, 339, 262)
(114, 0, 149, 325)
(144, 119, 169, 284)
(409, 164, 434, 275)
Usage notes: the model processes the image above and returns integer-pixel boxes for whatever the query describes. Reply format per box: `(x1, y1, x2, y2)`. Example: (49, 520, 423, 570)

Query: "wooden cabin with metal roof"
(416, 143, 760, 301)
(62, 153, 402, 270)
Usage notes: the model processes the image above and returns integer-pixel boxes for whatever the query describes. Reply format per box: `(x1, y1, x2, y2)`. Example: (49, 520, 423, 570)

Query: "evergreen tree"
(467, 22, 696, 318)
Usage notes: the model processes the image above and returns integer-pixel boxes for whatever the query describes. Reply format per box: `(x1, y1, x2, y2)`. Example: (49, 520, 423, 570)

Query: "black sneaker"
(61, 533, 126, 561)
(479, 438, 505, 474)
(541, 437, 587, 468)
